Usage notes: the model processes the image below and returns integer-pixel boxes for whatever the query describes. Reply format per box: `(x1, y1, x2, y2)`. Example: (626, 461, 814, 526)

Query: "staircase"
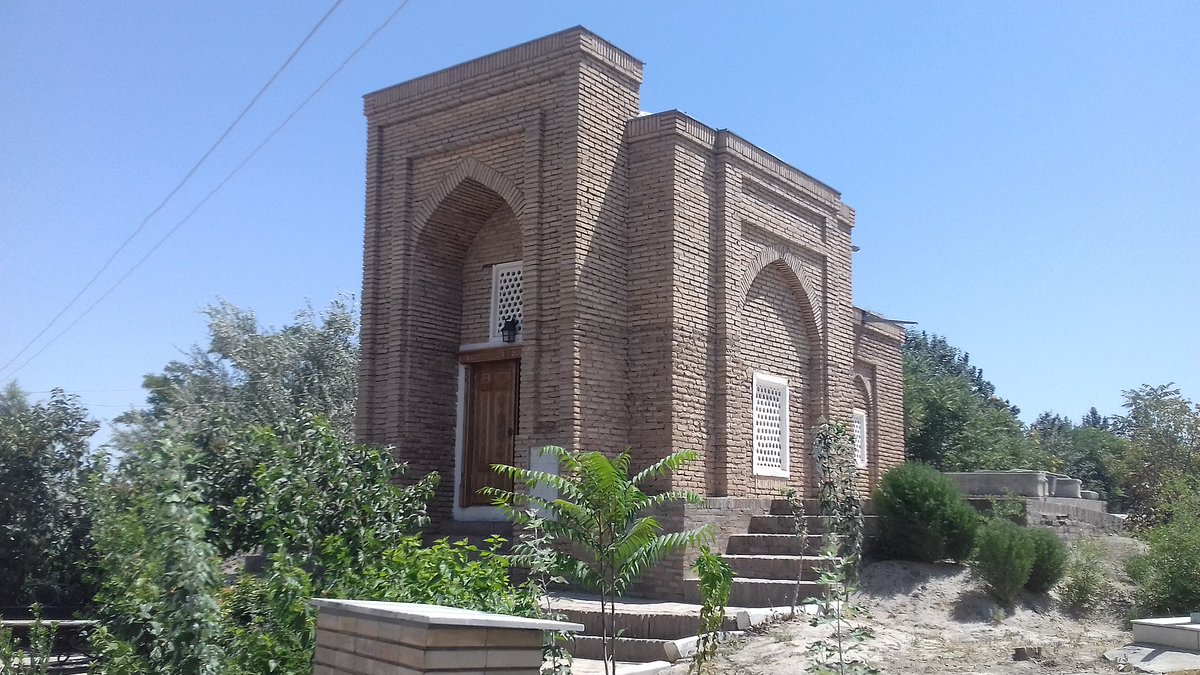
(684, 498, 879, 608)
(555, 499, 879, 671)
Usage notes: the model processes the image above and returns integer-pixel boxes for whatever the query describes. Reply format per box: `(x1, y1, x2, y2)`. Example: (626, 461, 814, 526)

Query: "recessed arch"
(733, 246, 824, 342)
(853, 373, 875, 408)
(411, 157, 525, 245)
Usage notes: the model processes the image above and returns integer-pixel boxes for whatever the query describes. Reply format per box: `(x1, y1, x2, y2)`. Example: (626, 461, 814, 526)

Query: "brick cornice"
(365, 26, 643, 112)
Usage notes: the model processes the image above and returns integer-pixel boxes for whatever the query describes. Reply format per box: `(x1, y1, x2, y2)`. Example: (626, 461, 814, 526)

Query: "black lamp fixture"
(500, 316, 521, 343)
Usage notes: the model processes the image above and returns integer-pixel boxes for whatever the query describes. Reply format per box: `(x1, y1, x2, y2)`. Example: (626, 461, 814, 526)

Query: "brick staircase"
(556, 498, 879, 669)
(684, 498, 879, 608)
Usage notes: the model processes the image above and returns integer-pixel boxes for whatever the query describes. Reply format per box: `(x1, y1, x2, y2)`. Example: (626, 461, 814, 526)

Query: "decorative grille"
(852, 409, 868, 469)
(753, 373, 788, 475)
(491, 261, 523, 340)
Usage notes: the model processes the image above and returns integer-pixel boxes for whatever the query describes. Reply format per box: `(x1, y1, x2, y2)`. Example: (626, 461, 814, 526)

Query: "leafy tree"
(89, 441, 225, 675)
(485, 447, 713, 675)
(114, 298, 358, 443)
(113, 299, 361, 555)
(1112, 384, 1200, 525)
(1081, 406, 1109, 431)
(0, 384, 100, 609)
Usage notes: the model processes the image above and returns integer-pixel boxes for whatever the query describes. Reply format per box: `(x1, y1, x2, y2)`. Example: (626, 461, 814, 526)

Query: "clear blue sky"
(2, 1, 1197, 443)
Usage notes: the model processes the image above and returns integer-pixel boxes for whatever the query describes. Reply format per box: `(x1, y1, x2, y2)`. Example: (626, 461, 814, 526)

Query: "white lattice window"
(852, 408, 868, 469)
(752, 373, 789, 477)
(489, 261, 523, 341)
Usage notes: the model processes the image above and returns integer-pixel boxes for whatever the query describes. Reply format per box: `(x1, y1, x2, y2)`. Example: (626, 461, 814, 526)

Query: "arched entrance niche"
(406, 162, 525, 522)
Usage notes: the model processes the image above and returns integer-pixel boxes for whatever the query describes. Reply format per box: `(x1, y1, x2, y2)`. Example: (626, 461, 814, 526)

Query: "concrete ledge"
(312, 599, 582, 633)
(1132, 617, 1200, 652)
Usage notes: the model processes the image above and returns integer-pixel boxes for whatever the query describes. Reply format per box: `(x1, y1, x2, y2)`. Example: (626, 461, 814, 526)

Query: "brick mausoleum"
(354, 28, 906, 596)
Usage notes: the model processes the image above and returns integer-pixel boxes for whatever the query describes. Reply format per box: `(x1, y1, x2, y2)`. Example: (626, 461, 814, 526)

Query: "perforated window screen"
(490, 261, 523, 340)
(752, 373, 789, 476)
(853, 408, 868, 469)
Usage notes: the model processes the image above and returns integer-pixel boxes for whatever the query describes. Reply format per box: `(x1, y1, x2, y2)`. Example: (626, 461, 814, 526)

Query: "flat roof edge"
(365, 26, 643, 110)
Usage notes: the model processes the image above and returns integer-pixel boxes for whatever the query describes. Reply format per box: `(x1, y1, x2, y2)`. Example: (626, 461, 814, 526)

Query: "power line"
(0, 0, 344, 376)
(0, 0, 413, 382)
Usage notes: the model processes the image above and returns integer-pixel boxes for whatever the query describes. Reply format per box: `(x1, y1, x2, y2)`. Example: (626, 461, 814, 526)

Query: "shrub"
(1023, 528, 1068, 593)
(972, 519, 1035, 603)
(873, 463, 979, 563)
(1134, 495, 1200, 616)
(1059, 538, 1110, 613)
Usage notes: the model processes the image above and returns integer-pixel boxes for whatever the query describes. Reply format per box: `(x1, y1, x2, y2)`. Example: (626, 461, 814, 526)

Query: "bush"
(1059, 538, 1110, 613)
(1024, 527, 1068, 593)
(873, 463, 979, 563)
(972, 520, 1035, 603)
(1128, 478, 1200, 614)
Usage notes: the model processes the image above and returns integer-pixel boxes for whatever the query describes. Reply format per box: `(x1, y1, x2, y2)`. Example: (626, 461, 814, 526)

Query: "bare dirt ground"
(667, 535, 1144, 675)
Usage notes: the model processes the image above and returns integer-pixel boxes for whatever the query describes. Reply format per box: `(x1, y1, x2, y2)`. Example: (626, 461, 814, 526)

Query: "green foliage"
(240, 415, 437, 564)
(111, 299, 361, 555)
(511, 513, 572, 675)
(485, 446, 712, 675)
(873, 463, 979, 563)
(0, 607, 58, 675)
(781, 487, 810, 617)
(804, 420, 876, 674)
(691, 546, 733, 675)
(0, 385, 100, 609)
(971, 520, 1035, 604)
(326, 535, 539, 617)
(805, 535, 878, 675)
(986, 492, 1026, 524)
(903, 332, 1050, 471)
(215, 556, 315, 675)
(1023, 528, 1068, 594)
(1112, 384, 1200, 526)
(1059, 538, 1111, 613)
(89, 441, 225, 675)
(1129, 480, 1200, 615)
(812, 420, 865, 576)
(1030, 412, 1129, 505)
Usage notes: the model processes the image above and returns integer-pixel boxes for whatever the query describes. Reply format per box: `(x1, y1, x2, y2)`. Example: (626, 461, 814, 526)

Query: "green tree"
(89, 441, 225, 675)
(485, 447, 713, 675)
(0, 384, 100, 609)
(903, 331, 1048, 471)
(113, 299, 361, 555)
(1113, 384, 1200, 525)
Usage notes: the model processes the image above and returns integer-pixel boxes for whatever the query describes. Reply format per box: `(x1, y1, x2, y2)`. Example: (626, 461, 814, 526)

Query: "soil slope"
(668, 535, 1142, 674)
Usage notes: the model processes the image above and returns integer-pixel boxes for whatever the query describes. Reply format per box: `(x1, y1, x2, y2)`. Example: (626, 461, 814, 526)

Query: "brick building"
(355, 28, 905, 546)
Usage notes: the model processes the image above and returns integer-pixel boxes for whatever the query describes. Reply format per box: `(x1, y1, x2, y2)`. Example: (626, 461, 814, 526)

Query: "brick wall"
(357, 28, 905, 531)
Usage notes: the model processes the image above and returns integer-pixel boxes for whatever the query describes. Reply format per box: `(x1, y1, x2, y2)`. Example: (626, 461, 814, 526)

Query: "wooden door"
(462, 359, 518, 507)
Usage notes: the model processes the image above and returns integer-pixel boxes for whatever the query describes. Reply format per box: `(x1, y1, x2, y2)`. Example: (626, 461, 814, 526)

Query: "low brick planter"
(311, 599, 582, 674)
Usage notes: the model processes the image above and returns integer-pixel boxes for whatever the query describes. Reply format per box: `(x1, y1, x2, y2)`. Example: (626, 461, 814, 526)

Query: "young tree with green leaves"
(0, 384, 100, 609)
(485, 447, 713, 675)
(1113, 383, 1200, 526)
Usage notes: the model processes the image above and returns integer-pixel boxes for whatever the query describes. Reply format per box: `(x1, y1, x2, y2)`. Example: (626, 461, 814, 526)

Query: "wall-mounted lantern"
(500, 316, 521, 343)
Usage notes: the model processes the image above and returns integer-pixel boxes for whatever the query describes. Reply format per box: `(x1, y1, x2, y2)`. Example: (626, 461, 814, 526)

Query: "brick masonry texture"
(356, 27, 905, 540)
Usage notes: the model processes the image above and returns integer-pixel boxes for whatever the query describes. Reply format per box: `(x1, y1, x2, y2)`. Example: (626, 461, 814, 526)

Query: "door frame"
(452, 346, 521, 522)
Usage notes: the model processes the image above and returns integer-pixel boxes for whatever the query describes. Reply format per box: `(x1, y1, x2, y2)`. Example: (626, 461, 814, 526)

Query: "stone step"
(748, 514, 881, 535)
(566, 636, 677, 663)
(726, 533, 823, 556)
(767, 499, 877, 516)
(722, 554, 830, 581)
(553, 604, 739, 640)
(683, 577, 825, 608)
